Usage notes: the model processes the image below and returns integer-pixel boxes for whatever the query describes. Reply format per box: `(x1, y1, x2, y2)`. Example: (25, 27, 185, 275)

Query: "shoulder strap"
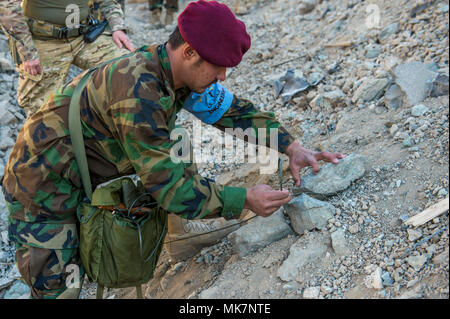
(68, 52, 135, 201)
(69, 70, 95, 201)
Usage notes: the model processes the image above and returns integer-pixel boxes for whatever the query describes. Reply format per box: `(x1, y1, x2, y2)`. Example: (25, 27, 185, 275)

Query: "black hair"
(168, 26, 185, 49)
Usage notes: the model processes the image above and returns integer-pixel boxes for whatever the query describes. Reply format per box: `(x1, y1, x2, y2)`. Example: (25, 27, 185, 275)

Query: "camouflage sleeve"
(98, 0, 126, 32)
(212, 96, 296, 154)
(108, 98, 246, 220)
(0, 0, 39, 62)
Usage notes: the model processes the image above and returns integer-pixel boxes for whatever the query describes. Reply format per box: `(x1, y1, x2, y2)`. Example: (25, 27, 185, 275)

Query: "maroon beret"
(177, 0, 251, 67)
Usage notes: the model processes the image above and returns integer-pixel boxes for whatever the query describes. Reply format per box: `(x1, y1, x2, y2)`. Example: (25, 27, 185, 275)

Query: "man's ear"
(181, 43, 198, 60)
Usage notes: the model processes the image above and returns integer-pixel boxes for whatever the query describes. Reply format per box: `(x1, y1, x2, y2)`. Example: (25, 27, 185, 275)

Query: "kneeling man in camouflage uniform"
(2, 0, 344, 298)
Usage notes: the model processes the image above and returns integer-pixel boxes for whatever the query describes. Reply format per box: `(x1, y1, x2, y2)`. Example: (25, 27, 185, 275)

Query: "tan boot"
(164, 10, 176, 26)
(164, 214, 240, 262)
(151, 8, 162, 24)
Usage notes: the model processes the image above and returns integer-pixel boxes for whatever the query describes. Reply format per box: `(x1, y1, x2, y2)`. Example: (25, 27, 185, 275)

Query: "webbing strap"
(136, 285, 143, 299)
(96, 284, 104, 299)
(69, 70, 95, 201)
(68, 52, 135, 201)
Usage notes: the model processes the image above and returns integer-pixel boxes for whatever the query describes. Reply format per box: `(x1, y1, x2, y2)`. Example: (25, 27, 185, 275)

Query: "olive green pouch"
(69, 61, 166, 298)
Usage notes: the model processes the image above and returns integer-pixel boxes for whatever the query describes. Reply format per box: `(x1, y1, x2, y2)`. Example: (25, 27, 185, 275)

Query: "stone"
(384, 84, 403, 110)
(308, 72, 324, 86)
(393, 62, 439, 106)
(352, 78, 391, 103)
(3, 280, 30, 299)
(0, 128, 15, 151)
(0, 101, 18, 126)
(323, 89, 347, 108)
(277, 234, 328, 282)
(348, 224, 359, 234)
(0, 161, 4, 180)
(432, 248, 448, 265)
(0, 57, 14, 72)
(411, 104, 430, 117)
(429, 74, 449, 97)
(378, 22, 399, 43)
(381, 272, 394, 286)
(365, 267, 383, 290)
(310, 94, 330, 110)
(299, 0, 316, 15)
(284, 194, 335, 235)
(292, 154, 368, 197)
(330, 228, 349, 256)
(302, 286, 320, 299)
(228, 209, 293, 257)
(327, 61, 340, 74)
(389, 124, 399, 136)
(437, 188, 448, 197)
(406, 254, 428, 271)
(1, 230, 9, 245)
(365, 44, 382, 59)
(0, 251, 8, 263)
(407, 228, 422, 241)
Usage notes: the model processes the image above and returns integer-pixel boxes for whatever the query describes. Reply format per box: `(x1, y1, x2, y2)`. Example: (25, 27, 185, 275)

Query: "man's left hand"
(285, 141, 346, 187)
(112, 30, 135, 51)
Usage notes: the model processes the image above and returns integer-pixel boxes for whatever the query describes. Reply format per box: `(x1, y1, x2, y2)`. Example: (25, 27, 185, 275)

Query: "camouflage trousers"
(148, 0, 178, 11)
(17, 33, 129, 114)
(14, 241, 85, 299)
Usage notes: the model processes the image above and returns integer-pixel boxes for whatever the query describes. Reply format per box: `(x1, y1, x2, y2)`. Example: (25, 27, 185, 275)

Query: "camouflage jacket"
(2, 43, 295, 249)
(0, 0, 126, 62)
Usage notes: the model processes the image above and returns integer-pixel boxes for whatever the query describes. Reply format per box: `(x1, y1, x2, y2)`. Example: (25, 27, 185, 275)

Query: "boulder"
(228, 209, 293, 257)
(277, 234, 328, 282)
(284, 194, 335, 235)
(393, 61, 439, 106)
(292, 154, 368, 197)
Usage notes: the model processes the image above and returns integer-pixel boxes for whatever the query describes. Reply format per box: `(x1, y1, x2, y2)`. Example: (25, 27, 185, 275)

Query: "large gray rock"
(284, 194, 335, 235)
(393, 62, 439, 106)
(228, 209, 293, 257)
(277, 234, 328, 282)
(292, 154, 368, 197)
(352, 78, 391, 103)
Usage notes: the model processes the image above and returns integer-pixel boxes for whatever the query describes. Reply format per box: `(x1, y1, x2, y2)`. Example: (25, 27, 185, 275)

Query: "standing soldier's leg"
(116, 0, 126, 14)
(148, 0, 163, 24)
(164, 0, 178, 25)
(16, 38, 73, 115)
(72, 34, 129, 70)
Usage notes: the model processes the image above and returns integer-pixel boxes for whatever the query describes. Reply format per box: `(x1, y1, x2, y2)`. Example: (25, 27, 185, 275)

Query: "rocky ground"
(0, 0, 448, 299)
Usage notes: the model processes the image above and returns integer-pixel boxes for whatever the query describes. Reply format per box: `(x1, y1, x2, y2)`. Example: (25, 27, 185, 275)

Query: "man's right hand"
(244, 184, 291, 217)
(22, 57, 42, 76)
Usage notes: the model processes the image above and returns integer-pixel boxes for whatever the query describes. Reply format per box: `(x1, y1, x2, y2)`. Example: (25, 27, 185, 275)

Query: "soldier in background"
(148, 0, 178, 26)
(0, 0, 134, 116)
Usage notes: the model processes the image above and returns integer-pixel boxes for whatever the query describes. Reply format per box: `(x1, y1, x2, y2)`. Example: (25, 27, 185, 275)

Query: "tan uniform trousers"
(17, 33, 129, 114)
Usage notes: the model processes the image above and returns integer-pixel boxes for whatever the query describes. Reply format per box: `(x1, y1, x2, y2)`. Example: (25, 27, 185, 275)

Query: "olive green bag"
(69, 63, 167, 298)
